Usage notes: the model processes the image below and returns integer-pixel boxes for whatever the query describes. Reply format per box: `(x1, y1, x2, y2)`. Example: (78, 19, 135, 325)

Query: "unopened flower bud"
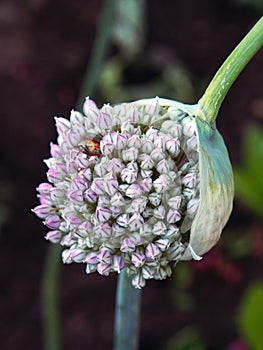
(34, 96, 233, 288)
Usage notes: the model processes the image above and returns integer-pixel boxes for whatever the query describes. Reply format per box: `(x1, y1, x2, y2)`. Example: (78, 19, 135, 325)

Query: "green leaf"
(233, 126, 263, 218)
(237, 282, 263, 350)
(161, 326, 206, 350)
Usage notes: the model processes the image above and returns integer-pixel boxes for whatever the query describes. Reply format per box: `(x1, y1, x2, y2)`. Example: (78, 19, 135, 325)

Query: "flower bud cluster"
(33, 97, 200, 288)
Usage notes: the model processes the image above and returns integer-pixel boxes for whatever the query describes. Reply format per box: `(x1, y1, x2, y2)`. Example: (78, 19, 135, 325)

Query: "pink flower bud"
(97, 249, 111, 264)
(104, 176, 118, 196)
(139, 178, 152, 192)
(150, 148, 165, 162)
(167, 241, 184, 260)
(32, 204, 52, 219)
(154, 136, 166, 150)
(112, 255, 125, 273)
(129, 213, 144, 231)
(62, 249, 72, 264)
(83, 97, 98, 120)
(148, 192, 162, 207)
(131, 252, 146, 268)
(156, 238, 170, 251)
(141, 140, 154, 154)
(182, 173, 196, 188)
(67, 130, 81, 147)
(107, 158, 124, 174)
(112, 223, 126, 236)
(97, 105, 113, 128)
(166, 139, 180, 155)
(128, 109, 142, 123)
(116, 213, 129, 227)
(70, 110, 84, 124)
(73, 175, 87, 191)
(67, 189, 84, 205)
(83, 96, 98, 110)
(55, 117, 71, 135)
(145, 127, 158, 140)
(120, 238, 135, 252)
(110, 193, 125, 207)
(66, 214, 82, 227)
(128, 135, 142, 148)
(77, 221, 93, 237)
(100, 139, 114, 156)
(50, 143, 62, 158)
(76, 153, 90, 168)
(39, 196, 52, 205)
(121, 166, 138, 184)
(142, 266, 155, 279)
(165, 225, 180, 239)
(156, 159, 170, 173)
(45, 214, 61, 229)
(122, 147, 138, 162)
(97, 195, 110, 207)
(37, 182, 52, 195)
(140, 154, 154, 170)
(144, 99, 160, 115)
(85, 264, 97, 275)
(132, 274, 146, 289)
(169, 124, 182, 138)
(153, 205, 166, 219)
(85, 252, 98, 264)
(91, 178, 105, 195)
(145, 243, 161, 260)
(166, 209, 181, 223)
(95, 206, 112, 223)
(126, 184, 143, 198)
(47, 166, 66, 183)
(113, 132, 127, 150)
(156, 266, 172, 280)
(84, 188, 98, 203)
(97, 262, 111, 276)
(70, 249, 86, 263)
(45, 230, 62, 243)
(182, 117, 196, 137)
(80, 168, 93, 181)
(153, 174, 169, 193)
(95, 222, 111, 237)
(183, 188, 195, 200)
(130, 197, 147, 213)
(152, 221, 167, 236)
(167, 196, 182, 209)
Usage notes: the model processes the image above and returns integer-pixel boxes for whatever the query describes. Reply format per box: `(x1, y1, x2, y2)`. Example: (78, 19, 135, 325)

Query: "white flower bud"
(122, 147, 139, 162)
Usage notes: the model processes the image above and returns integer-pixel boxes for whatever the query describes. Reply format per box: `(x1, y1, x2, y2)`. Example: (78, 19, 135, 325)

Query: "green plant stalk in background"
(76, 0, 116, 108)
(42, 245, 62, 350)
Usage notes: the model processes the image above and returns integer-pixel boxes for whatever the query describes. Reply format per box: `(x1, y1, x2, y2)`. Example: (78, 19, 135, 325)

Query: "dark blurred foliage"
(0, 0, 262, 349)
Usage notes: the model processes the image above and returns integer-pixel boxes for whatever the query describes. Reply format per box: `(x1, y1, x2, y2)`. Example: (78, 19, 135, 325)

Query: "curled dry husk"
(136, 98, 234, 260)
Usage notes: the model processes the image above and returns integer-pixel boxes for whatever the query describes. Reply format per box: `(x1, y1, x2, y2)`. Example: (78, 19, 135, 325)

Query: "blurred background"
(0, 0, 262, 349)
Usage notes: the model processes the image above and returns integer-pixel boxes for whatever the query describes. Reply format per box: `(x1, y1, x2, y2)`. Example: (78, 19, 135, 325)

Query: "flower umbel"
(33, 97, 233, 288)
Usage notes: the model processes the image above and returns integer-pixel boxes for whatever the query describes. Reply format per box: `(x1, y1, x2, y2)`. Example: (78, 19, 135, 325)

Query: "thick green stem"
(114, 271, 142, 350)
(42, 245, 62, 350)
(197, 16, 263, 125)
